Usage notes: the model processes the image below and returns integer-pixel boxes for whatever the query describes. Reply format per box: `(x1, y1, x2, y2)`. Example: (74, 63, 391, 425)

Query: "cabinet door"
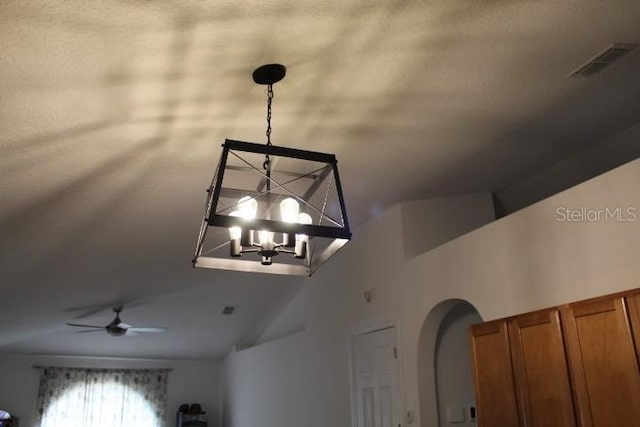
(508, 310, 576, 427)
(469, 320, 520, 427)
(562, 296, 640, 427)
(625, 292, 640, 363)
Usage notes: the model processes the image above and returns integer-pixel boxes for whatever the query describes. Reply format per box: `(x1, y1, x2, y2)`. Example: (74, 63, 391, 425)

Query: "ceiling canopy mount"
(252, 63, 287, 85)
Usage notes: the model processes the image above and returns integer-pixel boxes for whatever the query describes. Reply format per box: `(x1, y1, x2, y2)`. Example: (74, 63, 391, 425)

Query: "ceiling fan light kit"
(193, 64, 352, 276)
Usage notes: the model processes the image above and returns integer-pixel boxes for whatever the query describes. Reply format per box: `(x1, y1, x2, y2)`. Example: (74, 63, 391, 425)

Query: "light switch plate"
(446, 406, 465, 423)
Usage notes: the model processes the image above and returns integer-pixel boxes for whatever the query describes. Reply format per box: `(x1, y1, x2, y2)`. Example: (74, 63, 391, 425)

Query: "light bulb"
(297, 213, 312, 242)
(228, 211, 242, 257)
(228, 211, 242, 240)
(295, 212, 312, 259)
(279, 198, 300, 223)
(237, 196, 258, 220)
(298, 212, 312, 226)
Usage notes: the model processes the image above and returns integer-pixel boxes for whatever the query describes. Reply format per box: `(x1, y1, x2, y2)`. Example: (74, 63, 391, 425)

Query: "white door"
(353, 326, 402, 427)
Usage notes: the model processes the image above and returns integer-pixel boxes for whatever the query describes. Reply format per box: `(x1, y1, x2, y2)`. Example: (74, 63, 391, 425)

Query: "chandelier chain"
(264, 83, 274, 171)
(266, 83, 273, 146)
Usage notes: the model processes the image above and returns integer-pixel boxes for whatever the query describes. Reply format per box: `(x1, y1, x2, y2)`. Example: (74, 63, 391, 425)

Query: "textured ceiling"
(1, 0, 639, 359)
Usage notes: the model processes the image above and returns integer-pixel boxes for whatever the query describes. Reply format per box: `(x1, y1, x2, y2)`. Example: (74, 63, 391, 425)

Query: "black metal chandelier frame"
(192, 64, 351, 276)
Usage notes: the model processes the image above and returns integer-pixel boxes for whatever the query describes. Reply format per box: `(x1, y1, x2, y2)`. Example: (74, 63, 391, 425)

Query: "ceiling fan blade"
(127, 327, 168, 333)
(76, 329, 105, 333)
(125, 330, 140, 336)
(117, 322, 132, 329)
(67, 323, 104, 329)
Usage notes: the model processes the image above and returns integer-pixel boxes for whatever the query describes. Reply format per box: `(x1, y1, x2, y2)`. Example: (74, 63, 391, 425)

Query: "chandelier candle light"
(193, 64, 351, 276)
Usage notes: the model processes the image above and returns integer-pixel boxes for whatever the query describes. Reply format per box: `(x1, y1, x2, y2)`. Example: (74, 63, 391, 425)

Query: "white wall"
(222, 333, 314, 427)
(401, 193, 495, 259)
(495, 121, 640, 215)
(255, 285, 306, 345)
(0, 353, 220, 427)
(222, 158, 640, 427)
(434, 303, 481, 427)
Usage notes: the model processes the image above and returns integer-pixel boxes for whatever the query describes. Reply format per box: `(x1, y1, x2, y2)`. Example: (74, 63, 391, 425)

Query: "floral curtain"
(34, 367, 168, 427)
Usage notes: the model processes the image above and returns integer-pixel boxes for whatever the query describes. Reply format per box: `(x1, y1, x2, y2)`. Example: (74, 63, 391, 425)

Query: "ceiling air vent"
(568, 43, 637, 78)
(222, 306, 235, 315)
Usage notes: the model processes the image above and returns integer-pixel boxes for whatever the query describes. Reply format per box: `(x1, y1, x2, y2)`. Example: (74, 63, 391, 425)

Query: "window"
(35, 367, 168, 427)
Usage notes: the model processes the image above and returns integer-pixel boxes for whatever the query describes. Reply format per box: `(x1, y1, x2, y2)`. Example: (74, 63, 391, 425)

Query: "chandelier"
(193, 64, 351, 276)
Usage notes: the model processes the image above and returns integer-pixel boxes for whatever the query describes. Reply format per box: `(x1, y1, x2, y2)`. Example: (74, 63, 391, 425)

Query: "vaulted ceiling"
(1, 0, 639, 359)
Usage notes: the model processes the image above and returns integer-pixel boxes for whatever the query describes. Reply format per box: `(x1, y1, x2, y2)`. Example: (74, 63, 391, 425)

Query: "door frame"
(349, 320, 406, 427)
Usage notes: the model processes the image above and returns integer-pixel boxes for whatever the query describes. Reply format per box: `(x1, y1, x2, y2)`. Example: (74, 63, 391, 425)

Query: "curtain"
(34, 367, 168, 427)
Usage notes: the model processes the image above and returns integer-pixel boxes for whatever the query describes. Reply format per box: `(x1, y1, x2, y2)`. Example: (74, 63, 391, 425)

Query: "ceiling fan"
(66, 307, 168, 337)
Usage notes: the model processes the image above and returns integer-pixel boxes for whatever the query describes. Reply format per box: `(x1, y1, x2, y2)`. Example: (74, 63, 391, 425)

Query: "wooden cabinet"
(469, 288, 640, 427)
(469, 320, 520, 427)
(508, 310, 576, 427)
(626, 293, 640, 362)
(562, 296, 640, 427)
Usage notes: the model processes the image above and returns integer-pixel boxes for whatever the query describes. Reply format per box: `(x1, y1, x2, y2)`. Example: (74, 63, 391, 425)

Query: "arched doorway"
(418, 299, 482, 426)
